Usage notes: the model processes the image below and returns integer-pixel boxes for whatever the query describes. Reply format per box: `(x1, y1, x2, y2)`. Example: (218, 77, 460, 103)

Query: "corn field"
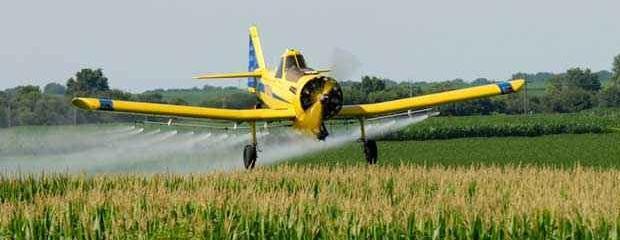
(294, 132, 620, 168)
(380, 110, 620, 141)
(1, 165, 619, 239)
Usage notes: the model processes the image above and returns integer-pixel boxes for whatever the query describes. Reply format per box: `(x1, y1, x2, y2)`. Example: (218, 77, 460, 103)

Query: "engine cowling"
(299, 76, 343, 119)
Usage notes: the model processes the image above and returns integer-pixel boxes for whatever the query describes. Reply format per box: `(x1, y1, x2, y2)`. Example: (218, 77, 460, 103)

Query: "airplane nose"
(320, 94, 329, 103)
(321, 81, 343, 118)
(299, 76, 343, 119)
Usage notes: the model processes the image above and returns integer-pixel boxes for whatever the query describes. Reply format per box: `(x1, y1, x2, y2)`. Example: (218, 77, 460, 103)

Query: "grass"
(289, 132, 620, 168)
(1, 165, 620, 239)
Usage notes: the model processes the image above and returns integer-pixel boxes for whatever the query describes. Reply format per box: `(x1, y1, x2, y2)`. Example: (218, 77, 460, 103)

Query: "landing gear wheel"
(243, 145, 257, 169)
(363, 140, 378, 165)
(317, 123, 329, 141)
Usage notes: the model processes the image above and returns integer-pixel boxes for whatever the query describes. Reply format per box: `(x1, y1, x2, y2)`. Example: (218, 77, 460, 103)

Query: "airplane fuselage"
(254, 68, 343, 139)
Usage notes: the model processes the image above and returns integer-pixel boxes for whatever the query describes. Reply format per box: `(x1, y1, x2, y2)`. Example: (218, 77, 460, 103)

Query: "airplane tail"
(248, 26, 266, 93)
(192, 26, 266, 94)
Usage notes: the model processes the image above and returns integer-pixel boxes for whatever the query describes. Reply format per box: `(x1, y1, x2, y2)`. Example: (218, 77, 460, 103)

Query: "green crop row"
(3, 205, 619, 239)
(378, 110, 620, 141)
(290, 132, 620, 168)
(381, 122, 608, 140)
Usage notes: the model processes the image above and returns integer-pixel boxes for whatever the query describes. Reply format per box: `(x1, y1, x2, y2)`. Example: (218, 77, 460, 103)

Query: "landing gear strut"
(243, 121, 258, 169)
(359, 118, 378, 165)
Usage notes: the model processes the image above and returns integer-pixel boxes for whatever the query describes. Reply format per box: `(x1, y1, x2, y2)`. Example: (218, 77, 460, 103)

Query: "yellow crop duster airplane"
(73, 26, 525, 169)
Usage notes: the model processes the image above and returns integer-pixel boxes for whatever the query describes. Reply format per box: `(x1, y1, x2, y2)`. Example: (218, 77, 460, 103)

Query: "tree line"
(339, 55, 620, 116)
(1, 55, 620, 128)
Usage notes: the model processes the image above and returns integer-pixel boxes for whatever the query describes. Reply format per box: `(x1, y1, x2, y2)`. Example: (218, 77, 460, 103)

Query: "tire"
(363, 140, 378, 165)
(243, 145, 257, 169)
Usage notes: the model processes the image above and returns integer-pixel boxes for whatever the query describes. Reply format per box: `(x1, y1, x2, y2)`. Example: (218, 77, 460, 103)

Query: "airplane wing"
(72, 98, 295, 121)
(337, 80, 525, 118)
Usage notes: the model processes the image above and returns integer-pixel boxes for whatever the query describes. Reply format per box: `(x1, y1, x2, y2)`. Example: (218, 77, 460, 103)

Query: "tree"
(0, 91, 7, 127)
(43, 82, 66, 95)
(544, 88, 595, 113)
(547, 68, 600, 93)
(599, 85, 620, 107)
(134, 92, 165, 103)
(34, 95, 72, 125)
(367, 90, 398, 103)
(66, 68, 110, 96)
(544, 68, 600, 113)
(501, 94, 525, 114)
(361, 76, 386, 94)
(598, 54, 620, 107)
(472, 78, 492, 86)
(595, 70, 612, 84)
(426, 79, 468, 93)
(339, 81, 365, 104)
(169, 98, 189, 105)
(512, 72, 555, 84)
(12, 86, 43, 125)
(101, 89, 132, 100)
(612, 54, 620, 86)
(222, 92, 256, 108)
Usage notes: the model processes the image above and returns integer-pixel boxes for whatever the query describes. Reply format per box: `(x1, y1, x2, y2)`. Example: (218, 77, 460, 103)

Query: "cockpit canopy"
(276, 49, 314, 82)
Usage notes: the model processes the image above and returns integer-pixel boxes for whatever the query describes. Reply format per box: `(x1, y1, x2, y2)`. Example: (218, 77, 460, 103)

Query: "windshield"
(279, 53, 314, 81)
(285, 56, 298, 70)
(296, 55, 308, 69)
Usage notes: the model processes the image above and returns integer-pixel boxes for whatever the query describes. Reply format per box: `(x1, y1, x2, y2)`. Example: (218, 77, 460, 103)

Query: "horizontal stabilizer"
(193, 71, 262, 80)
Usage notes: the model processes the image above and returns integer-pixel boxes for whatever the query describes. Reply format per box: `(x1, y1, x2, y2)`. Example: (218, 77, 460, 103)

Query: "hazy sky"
(1, 0, 619, 92)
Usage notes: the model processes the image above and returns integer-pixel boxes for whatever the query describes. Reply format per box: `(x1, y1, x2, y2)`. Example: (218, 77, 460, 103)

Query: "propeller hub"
(299, 76, 343, 119)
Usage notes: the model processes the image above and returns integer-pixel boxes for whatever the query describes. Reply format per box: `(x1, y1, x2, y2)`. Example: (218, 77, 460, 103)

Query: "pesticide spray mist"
(0, 115, 428, 174)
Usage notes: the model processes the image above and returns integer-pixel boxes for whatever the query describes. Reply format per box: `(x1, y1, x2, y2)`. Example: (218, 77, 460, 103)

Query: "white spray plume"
(0, 115, 427, 174)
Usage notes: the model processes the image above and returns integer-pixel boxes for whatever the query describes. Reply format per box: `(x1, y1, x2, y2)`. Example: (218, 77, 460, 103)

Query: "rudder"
(248, 26, 266, 92)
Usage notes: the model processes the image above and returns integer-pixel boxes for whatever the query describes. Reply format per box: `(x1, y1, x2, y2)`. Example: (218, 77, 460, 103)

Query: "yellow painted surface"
(249, 25, 266, 69)
(292, 79, 336, 135)
(193, 71, 261, 80)
(71, 98, 295, 121)
(338, 80, 525, 118)
(281, 49, 303, 58)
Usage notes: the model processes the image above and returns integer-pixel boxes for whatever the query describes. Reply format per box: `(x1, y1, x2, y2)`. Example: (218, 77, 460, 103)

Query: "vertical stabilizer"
(248, 26, 266, 93)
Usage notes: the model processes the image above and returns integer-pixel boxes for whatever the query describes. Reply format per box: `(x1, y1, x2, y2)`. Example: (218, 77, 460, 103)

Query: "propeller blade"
(329, 48, 362, 81)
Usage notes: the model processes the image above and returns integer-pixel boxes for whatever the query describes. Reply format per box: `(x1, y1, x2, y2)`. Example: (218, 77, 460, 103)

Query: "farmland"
(378, 109, 620, 140)
(290, 132, 620, 168)
(2, 166, 620, 238)
(0, 111, 619, 238)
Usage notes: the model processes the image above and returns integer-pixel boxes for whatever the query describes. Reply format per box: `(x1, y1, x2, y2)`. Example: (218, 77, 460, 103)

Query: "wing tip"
(71, 97, 98, 110)
(510, 79, 526, 92)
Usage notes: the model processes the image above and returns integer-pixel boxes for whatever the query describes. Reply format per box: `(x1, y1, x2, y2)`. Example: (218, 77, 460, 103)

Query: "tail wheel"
(363, 140, 378, 165)
(243, 145, 257, 169)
